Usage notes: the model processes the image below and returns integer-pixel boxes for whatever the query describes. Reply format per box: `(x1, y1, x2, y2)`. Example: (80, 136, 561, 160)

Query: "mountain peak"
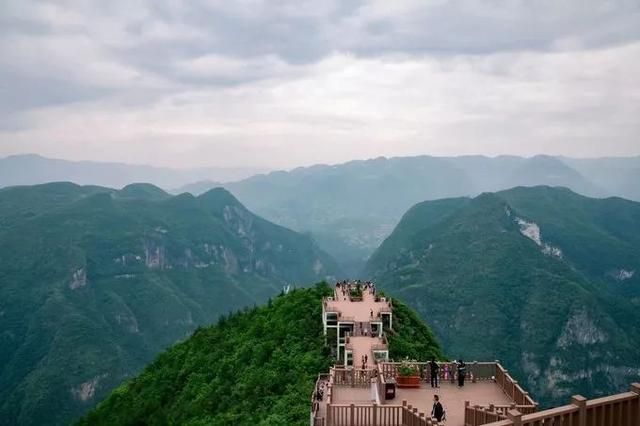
(118, 183, 169, 200)
(197, 187, 244, 210)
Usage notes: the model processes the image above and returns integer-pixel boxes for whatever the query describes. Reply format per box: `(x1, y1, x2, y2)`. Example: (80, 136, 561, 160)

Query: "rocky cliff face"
(0, 183, 340, 426)
(366, 186, 640, 407)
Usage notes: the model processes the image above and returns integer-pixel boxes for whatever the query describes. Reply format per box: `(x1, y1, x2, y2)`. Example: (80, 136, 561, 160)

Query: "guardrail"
(494, 364, 536, 407)
(332, 367, 376, 388)
(326, 400, 444, 426)
(381, 361, 504, 383)
(478, 383, 640, 426)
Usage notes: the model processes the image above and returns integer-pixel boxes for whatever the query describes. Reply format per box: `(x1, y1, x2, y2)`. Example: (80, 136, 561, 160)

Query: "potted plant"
(396, 358, 421, 388)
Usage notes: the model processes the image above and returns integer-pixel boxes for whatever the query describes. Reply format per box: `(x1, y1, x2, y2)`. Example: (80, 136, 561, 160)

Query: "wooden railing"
(494, 364, 536, 407)
(331, 367, 375, 388)
(326, 400, 444, 426)
(465, 403, 506, 426)
(479, 383, 640, 426)
(464, 402, 538, 426)
(381, 361, 499, 382)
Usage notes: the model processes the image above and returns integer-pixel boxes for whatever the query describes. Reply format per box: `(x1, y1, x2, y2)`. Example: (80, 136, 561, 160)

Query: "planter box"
(397, 375, 421, 388)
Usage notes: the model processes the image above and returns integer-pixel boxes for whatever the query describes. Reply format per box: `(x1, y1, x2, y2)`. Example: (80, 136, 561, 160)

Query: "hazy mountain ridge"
(365, 186, 640, 406)
(0, 154, 267, 189)
(0, 182, 338, 426)
(210, 155, 638, 274)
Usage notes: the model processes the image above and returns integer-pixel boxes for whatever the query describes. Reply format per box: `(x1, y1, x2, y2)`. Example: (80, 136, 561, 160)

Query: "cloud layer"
(1, 0, 639, 168)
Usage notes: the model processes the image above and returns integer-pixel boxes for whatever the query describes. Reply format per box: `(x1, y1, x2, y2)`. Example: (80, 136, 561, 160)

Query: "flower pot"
(396, 375, 421, 388)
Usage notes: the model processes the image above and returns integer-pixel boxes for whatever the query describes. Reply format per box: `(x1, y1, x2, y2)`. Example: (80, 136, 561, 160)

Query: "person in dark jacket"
(431, 395, 444, 422)
(457, 359, 466, 387)
(428, 357, 439, 388)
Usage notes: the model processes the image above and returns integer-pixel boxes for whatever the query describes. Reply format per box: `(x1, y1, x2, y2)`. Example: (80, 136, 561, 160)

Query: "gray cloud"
(0, 0, 639, 167)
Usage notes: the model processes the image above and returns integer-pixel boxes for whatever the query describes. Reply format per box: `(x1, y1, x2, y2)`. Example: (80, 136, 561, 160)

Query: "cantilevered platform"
(325, 286, 392, 323)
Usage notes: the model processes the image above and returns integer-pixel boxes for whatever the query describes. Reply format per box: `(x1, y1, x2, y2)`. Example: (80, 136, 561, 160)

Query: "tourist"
(457, 359, 466, 387)
(429, 357, 439, 388)
(370, 309, 373, 318)
(431, 395, 444, 422)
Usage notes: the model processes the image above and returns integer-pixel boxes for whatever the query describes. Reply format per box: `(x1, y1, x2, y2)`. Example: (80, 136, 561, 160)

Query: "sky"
(1, 0, 639, 169)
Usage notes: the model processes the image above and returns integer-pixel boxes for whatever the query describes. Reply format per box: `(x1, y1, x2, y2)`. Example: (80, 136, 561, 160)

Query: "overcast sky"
(1, 0, 639, 169)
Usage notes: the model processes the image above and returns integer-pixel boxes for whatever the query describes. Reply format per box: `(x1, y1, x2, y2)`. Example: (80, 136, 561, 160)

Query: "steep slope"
(80, 284, 442, 425)
(365, 187, 640, 406)
(0, 183, 339, 426)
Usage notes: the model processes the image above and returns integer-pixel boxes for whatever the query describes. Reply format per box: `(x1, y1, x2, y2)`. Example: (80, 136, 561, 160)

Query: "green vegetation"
(79, 285, 332, 426)
(366, 186, 640, 406)
(80, 284, 443, 425)
(199, 155, 637, 274)
(387, 297, 443, 361)
(0, 182, 339, 426)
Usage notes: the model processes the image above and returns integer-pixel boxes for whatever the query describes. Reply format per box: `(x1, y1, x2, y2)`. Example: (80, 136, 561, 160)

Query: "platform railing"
(477, 383, 640, 426)
(331, 367, 375, 388)
(325, 400, 444, 426)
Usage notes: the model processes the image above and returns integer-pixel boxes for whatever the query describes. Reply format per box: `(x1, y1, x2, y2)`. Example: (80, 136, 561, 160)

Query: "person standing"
(431, 395, 444, 422)
(428, 357, 439, 388)
(457, 359, 466, 387)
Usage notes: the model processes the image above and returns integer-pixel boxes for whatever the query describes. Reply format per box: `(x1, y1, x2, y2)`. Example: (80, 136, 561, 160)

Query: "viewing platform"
(314, 361, 537, 426)
(311, 280, 640, 426)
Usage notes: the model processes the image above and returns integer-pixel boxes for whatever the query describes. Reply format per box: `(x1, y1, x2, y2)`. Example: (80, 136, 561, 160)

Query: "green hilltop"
(366, 186, 640, 406)
(0, 182, 339, 425)
(79, 284, 442, 425)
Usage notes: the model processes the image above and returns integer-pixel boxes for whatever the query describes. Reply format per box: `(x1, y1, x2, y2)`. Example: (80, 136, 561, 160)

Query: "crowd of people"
(334, 280, 377, 301)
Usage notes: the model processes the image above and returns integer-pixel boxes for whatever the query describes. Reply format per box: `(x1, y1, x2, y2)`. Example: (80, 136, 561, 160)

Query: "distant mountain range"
(0, 154, 267, 189)
(201, 155, 638, 274)
(0, 182, 338, 426)
(365, 186, 640, 406)
(3, 153, 639, 275)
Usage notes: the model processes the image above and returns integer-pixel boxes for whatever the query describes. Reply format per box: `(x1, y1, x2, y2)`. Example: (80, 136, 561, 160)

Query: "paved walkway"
(325, 286, 391, 323)
(349, 336, 385, 369)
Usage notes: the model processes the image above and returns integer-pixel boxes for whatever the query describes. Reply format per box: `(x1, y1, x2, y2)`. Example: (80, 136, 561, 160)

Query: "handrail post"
(571, 395, 587, 426)
(473, 361, 478, 383)
(372, 402, 377, 425)
(507, 409, 522, 426)
(631, 383, 640, 421)
(349, 403, 354, 426)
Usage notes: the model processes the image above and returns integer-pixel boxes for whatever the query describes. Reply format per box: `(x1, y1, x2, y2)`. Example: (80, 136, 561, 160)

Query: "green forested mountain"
(5, 154, 639, 276)
(199, 155, 635, 275)
(80, 284, 442, 425)
(365, 186, 640, 406)
(0, 183, 338, 426)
